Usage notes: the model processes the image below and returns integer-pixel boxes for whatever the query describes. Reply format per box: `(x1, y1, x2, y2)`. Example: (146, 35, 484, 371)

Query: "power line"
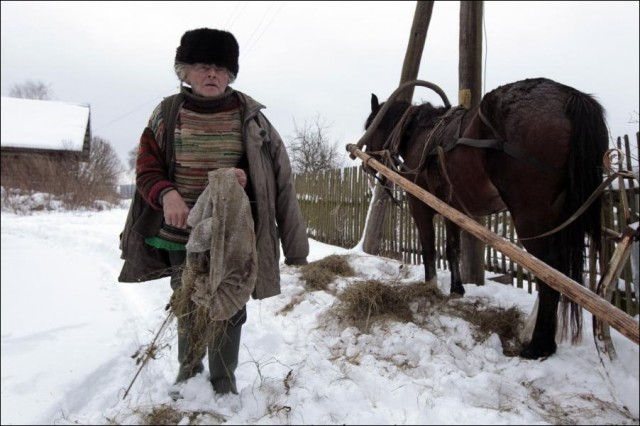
(94, 92, 172, 132)
(224, 1, 248, 30)
(244, 2, 286, 57)
(242, 2, 276, 55)
(95, 2, 285, 133)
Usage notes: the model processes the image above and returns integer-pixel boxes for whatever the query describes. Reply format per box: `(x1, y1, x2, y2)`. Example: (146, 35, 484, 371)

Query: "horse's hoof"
(425, 276, 438, 288)
(450, 284, 465, 297)
(519, 341, 557, 359)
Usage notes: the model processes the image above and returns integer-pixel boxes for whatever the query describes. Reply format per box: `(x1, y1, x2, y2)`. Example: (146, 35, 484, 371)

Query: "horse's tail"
(560, 91, 609, 343)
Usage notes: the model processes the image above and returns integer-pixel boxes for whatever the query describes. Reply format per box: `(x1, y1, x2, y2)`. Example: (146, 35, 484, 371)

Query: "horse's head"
(363, 94, 412, 154)
(358, 80, 452, 156)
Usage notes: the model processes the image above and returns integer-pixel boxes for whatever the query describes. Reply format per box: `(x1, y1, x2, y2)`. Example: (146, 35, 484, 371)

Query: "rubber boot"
(209, 308, 246, 394)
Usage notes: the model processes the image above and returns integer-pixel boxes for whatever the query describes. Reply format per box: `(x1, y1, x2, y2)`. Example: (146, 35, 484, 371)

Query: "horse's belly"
(452, 180, 506, 215)
(446, 150, 506, 215)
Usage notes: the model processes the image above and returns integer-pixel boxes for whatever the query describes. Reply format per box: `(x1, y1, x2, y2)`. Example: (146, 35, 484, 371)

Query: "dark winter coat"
(119, 88, 309, 300)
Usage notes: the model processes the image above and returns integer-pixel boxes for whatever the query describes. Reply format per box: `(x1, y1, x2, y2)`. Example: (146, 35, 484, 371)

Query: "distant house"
(1, 96, 91, 160)
(1, 96, 91, 189)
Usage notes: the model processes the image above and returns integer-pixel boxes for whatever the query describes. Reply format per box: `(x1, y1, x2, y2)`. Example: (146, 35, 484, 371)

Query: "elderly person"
(120, 28, 309, 398)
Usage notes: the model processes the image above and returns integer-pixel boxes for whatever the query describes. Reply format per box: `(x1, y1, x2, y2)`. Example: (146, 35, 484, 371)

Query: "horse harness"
(372, 101, 613, 241)
(380, 103, 562, 177)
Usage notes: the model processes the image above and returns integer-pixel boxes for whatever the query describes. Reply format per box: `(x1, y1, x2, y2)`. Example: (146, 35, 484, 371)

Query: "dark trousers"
(169, 250, 246, 394)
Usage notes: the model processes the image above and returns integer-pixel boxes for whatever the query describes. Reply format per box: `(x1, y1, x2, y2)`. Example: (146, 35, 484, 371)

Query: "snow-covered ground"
(1, 202, 638, 425)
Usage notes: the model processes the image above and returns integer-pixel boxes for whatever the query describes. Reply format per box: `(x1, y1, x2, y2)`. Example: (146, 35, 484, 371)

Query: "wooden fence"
(293, 133, 639, 315)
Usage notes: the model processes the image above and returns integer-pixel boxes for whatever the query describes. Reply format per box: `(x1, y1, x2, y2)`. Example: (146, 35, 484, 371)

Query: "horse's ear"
(371, 94, 380, 111)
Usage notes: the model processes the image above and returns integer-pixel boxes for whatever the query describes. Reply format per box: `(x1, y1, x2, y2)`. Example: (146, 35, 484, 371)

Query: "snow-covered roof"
(1, 96, 90, 152)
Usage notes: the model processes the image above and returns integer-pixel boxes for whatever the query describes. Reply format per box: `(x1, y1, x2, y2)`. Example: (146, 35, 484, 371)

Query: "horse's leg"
(486, 139, 567, 358)
(520, 277, 560, 359)
(445, 219, 465, 296)
(513, 220, 563, 359)
(409, 197, 438, 287)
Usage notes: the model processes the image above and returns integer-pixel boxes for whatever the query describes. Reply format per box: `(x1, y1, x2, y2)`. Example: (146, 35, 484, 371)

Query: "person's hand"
(162, 190, 190, 229)
(234, 168, 247, 188)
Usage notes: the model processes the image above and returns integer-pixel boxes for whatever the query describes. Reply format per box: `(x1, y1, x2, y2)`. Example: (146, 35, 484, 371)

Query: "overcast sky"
(1, 1, 638, 167)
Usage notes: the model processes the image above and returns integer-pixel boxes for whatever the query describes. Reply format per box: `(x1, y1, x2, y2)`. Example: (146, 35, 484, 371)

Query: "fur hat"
(175, 28, 239, 77)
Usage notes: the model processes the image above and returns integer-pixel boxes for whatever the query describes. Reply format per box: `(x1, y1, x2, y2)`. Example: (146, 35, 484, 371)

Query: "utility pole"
(458, 0, 485, 284)
(362, 1, 435, 254)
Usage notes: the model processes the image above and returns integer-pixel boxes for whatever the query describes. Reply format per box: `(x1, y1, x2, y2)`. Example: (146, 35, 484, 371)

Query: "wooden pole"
(362, 1, 434, 255)
(458, 0, 485, 285)
(347, 143, 640, 346)
(398, 1, 435, 103)
(458, 1, 483, 108)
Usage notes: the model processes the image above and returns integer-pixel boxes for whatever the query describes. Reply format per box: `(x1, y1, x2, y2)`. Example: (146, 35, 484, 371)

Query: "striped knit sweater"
(136, 88, 244, 247)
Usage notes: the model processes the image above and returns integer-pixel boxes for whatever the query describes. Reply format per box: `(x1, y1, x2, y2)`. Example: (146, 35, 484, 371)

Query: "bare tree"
(8, 80, 54, 100)
(81, 136, 123, 186)
(287, 115, 344, 174)
(72, 136, 123, 205)
(127, 145, 138, 171)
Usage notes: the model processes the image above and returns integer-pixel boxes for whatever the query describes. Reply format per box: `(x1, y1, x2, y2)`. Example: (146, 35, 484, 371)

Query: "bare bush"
(127, 145, 138, 171)
(74, 136, 123, 206)
(287, 115, 345, 173)
(2, 154, 75, 194)
(1, 137, 123, 212)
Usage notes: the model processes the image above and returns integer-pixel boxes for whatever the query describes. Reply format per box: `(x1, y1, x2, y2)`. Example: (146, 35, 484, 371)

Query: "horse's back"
(484, 77, 576, 110)
(482, 78, 576, 144)
(478, 77, 607, 252)
(439, 80, 573, 216)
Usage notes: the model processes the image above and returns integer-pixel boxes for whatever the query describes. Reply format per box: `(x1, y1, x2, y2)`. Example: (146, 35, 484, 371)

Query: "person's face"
(186, 63, 230, 98)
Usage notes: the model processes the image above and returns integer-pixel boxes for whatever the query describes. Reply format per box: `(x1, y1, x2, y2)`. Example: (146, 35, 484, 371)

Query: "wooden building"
(1, 96, 91, 189)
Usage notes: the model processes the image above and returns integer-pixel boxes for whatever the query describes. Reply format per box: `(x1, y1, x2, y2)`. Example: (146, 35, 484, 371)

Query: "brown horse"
(362, 78, 609, 359)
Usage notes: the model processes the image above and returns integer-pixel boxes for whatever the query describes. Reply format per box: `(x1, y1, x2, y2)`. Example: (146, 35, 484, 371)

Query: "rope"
(435, 146, 474, 218)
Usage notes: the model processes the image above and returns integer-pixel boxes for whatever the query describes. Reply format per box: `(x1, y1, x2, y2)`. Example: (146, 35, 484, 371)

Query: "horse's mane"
(365, 100, 411, 134)
(411, 102, 449, 133)
(365, 100, 448, 137)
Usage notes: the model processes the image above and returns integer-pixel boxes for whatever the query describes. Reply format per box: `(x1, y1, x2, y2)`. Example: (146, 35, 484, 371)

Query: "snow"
(1, 202, 638, 425)
(0, 96, 89, 151)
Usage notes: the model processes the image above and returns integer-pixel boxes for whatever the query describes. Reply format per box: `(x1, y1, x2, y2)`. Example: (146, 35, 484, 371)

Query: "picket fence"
(293, 133, 639, 316)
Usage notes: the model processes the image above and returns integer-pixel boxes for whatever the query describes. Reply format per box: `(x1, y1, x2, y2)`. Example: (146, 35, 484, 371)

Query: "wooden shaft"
(347, 144, 640, 345)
